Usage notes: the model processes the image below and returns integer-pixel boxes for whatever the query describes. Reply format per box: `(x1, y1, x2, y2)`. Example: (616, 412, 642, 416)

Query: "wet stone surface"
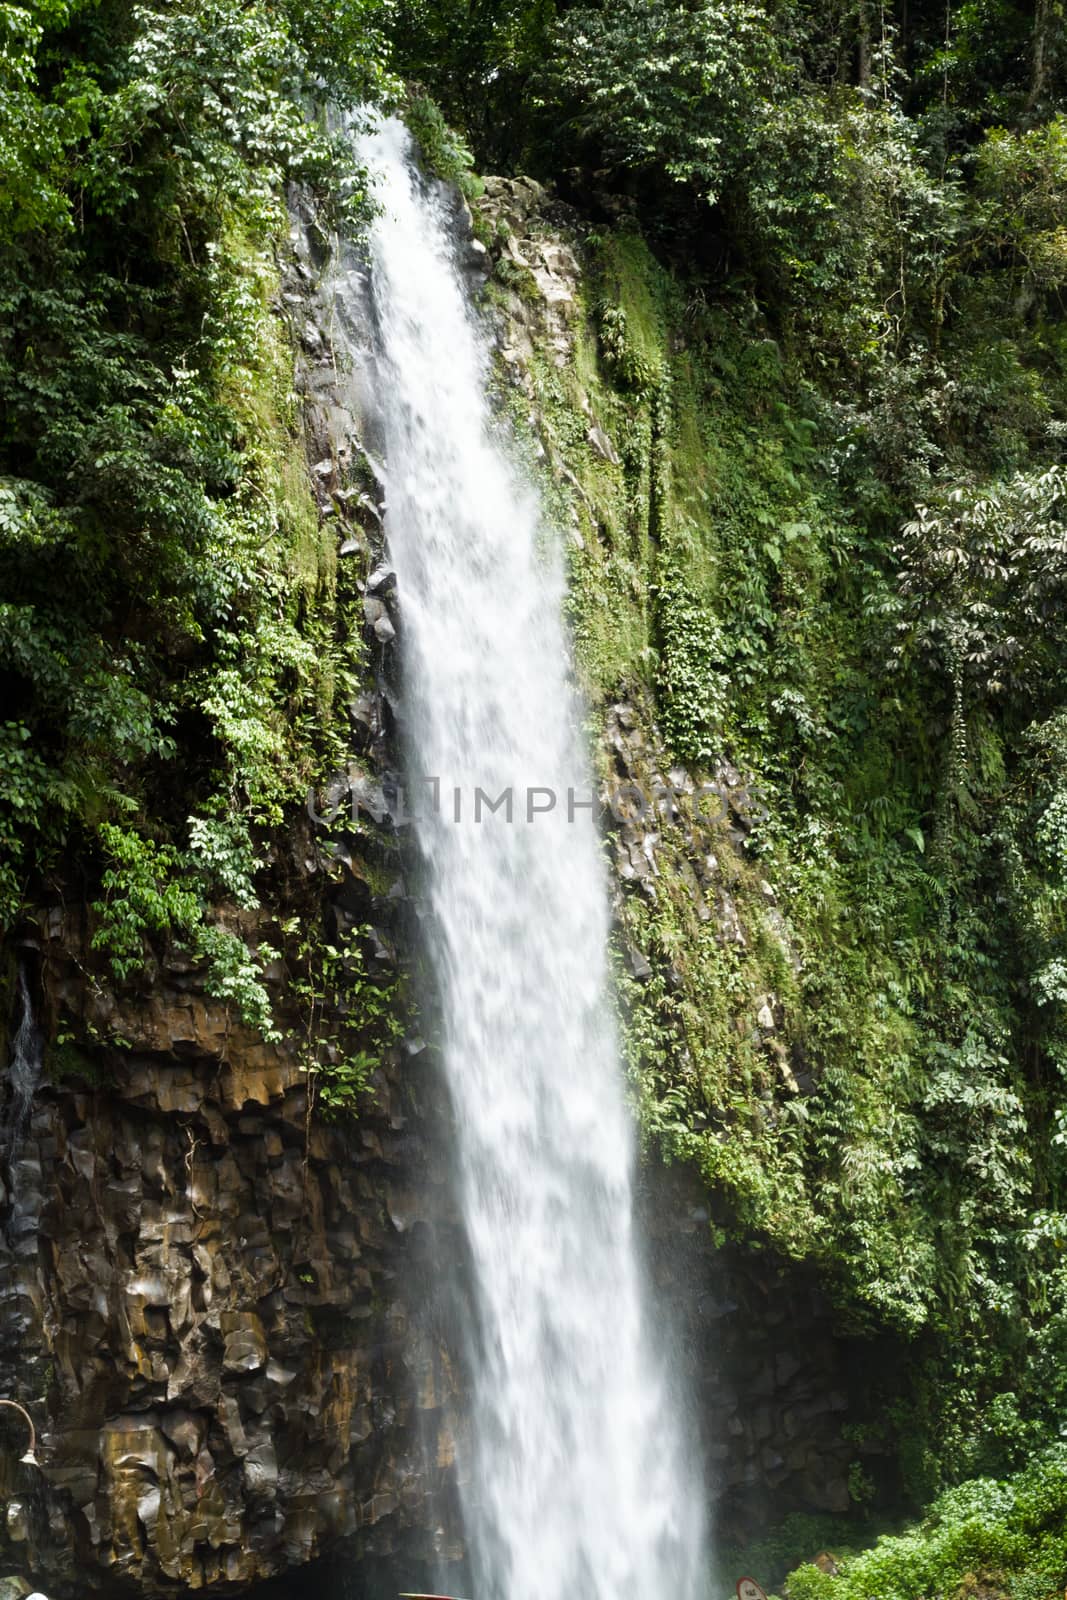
(0, 173, 881, 1598)
(0, 913, 465, 1595)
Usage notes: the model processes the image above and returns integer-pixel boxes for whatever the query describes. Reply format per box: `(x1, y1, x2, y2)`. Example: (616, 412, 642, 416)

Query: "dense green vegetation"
(393, 0, 1067, 1560)
(0, 0, 394, 1032)
(779, 1449, 1067, 1600)
(718, 1448, 1067, 1599)
(4, 0, 1067, 1585)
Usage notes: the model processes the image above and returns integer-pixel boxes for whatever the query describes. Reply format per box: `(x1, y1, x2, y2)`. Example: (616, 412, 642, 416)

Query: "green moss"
(593, 233, 670, 395)
(494, 254, 540, 301)
(487, 198, 1067, 1526)
(502, 208, 1042, 1392)
(47, 1038, 108, 1088)
(405, 88, 484, 203)
(219, 227, 336, 610)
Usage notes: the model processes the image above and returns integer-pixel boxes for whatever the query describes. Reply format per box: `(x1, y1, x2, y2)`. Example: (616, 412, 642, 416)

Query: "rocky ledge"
(0, 909, 464, 1596)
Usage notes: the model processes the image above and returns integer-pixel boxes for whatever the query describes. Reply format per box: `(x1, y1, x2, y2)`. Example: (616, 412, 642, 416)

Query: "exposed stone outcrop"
(641, 1164, 875, 1539)
(0, 912, 465, 1596)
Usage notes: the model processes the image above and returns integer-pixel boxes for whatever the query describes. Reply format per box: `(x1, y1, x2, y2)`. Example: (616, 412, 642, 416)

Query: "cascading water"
(356, 118, 707, 1600)
(3, 962, 42, 1252)
(7, 965, 41, 1153)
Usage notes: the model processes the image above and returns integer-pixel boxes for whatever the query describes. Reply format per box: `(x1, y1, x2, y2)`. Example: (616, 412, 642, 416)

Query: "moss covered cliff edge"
(3, 0, 1067, 1593)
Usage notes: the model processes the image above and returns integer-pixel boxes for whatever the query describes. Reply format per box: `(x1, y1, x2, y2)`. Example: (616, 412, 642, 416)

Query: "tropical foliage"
(4, 0, 1067, 1573)
(0, 0, 390, 1013)
(389, 0, 1067, 1532)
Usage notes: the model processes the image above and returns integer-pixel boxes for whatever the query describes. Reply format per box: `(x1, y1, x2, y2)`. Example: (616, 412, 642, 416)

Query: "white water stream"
(7, 966, 40, 1150)
(356, 118, 706, 1600)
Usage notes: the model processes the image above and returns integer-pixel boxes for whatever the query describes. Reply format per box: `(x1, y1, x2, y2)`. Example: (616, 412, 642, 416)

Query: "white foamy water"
(7, 965, 40, 1147)
(356, 116, 706, 1600)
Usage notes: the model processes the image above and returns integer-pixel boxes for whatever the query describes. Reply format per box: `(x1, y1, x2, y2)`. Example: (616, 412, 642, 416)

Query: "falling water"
(356, 118, 707, 1600)
(3, 962, 43, 1253)
(7, 966, 41, 1151)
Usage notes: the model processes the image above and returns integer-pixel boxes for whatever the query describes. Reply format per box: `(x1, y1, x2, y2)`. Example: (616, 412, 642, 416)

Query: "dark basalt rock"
(0, 912, 464, 1596)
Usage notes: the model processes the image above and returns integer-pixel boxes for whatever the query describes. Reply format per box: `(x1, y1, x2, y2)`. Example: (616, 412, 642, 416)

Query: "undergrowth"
(490, 135, 1067, 1499)
(772, 1449, 1067, 1600)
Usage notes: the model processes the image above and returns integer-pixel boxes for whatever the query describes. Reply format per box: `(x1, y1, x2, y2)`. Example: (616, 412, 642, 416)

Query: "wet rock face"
(0, 189, 466, 1598)
(0, 923, 463, 1596)
(0, 167, 886, 1600)
(641, 1165, 870, 1541)
(473, 179, 880, 1538)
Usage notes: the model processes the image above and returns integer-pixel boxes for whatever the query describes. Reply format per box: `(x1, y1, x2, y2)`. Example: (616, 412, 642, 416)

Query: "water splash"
(355, 117, 707, 1600)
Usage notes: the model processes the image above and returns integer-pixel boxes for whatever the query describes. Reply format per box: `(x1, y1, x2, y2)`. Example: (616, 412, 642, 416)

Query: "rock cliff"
(0, 161, 882, 1599)
(0, 916, 467, 1592)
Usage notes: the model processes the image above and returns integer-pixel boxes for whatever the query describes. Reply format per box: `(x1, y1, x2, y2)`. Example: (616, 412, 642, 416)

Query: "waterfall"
(7, 965, 41, 1151)
(355, 117, 707, 1600)
(4, 961, 42, 1251)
